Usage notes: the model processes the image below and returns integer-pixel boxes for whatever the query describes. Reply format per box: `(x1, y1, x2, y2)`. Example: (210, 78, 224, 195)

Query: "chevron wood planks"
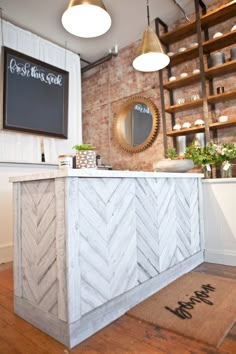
(13, 173, 203, 347)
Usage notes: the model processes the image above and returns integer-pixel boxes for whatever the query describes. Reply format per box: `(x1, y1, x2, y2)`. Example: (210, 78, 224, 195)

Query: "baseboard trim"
(0, 244, 13, 264)
(204, 249, 236, 266)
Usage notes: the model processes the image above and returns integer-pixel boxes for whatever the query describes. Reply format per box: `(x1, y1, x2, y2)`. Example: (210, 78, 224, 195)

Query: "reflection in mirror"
(124, 103, 152, 146)
(113, 96, 159, 153)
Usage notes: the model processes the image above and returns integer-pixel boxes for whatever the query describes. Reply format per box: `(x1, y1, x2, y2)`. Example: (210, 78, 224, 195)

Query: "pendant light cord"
(146, 0, 150, 26)
(173, 0, 191, 21)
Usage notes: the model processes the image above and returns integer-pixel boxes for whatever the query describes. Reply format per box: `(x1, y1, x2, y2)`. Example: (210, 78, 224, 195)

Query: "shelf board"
(167, 119, 236, 137)
(207, 89, 236, 104)
(205, 60, 236, 79)
(165, 99, 203, 113)
(160, 21, 196, 46)
(159, 1, 236, 46)
(167, 126, 205, 137)
(210, 119, 236, 130)
(164, 73, 201, 90)
(169, 47, 199, 66)
(203, 31, 236, 53)
(201, 1, 236, 29)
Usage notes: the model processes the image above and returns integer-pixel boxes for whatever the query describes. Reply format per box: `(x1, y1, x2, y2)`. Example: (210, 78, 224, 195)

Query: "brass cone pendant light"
(133, 0, 170, 72)
(62, 0, 112, 38)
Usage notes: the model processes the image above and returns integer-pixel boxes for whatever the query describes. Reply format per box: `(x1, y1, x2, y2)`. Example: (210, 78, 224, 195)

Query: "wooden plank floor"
(0, 262, 235, 353)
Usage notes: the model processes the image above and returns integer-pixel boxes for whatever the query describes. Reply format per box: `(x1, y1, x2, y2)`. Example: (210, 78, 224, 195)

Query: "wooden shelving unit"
(203, 31, 236, 53)
(167, 119, 236, 137)
(164, 73, 201, 90)
(157, 0, 236, 153)
(208, 89, 236, 104)
(205, 60, 236, 78)
(165, 99, 203, 114)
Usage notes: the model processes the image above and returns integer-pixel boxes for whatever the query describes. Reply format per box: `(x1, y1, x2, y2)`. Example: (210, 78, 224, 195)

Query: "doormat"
(127, 272, 236, 348)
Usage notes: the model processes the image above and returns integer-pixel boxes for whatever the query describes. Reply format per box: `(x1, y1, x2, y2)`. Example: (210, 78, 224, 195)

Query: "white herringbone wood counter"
(11, 170, 204, 348)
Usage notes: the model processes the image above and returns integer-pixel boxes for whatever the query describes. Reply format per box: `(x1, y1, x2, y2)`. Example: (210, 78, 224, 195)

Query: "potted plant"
(73, 143, 96, 169)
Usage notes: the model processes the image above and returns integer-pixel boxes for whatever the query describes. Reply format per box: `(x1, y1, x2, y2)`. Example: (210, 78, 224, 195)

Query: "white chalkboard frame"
(3, 46, 69, 138)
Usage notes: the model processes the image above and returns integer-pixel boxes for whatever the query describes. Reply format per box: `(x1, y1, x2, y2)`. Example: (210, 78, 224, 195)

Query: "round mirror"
(113, 96, 160, 153)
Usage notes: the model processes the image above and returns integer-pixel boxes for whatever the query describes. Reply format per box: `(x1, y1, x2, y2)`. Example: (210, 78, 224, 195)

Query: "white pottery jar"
(76, 150, 96, 169)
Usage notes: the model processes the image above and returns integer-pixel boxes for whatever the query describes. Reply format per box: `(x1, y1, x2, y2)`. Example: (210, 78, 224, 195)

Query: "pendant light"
(62, 0, 112, 38)
(133, 0, 170, 72)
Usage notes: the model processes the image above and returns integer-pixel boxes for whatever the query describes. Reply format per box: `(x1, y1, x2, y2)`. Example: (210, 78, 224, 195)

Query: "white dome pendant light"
(62, 0, 112, 38)
(133, 0, 170, 72)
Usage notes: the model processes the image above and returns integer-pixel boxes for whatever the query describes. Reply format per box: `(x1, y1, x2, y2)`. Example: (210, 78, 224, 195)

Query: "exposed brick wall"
(82, 0, 236, 171)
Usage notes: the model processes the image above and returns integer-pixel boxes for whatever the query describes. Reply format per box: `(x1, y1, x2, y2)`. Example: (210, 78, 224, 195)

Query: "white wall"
(202, 179, 236, 266)
(0, 21, 82, 263)
(0, 20, 82, 163)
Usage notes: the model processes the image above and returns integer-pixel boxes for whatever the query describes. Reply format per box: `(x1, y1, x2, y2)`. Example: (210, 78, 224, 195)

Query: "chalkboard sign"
(3, 47, 69, 138)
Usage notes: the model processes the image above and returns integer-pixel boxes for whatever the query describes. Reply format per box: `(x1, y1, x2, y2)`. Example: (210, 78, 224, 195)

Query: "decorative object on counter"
(180, 72, 188, 78)
(209, 52, 225, 67)
(58, 154, 73, 169)
(185, 141, 236, 178)
(176, 97, 185, 105)
(216, 86, 224, 94)
(230, 46, 236, 61)
(194, 119, 204, 126)
(214, 142, 236, 178)
(153, 147, 194, 172)
(173, 123, 181, 130)
(167, 52, 174, 57)
(191, 93, 200, 101)
(185, 141, 214, 178)
(113, 95, 160, 153)
(178, 47, 186, 52)
(213, 32, 223, 38)
(192, 69, 200, 74)
(176, 136, 187, 156)
(218, 115, 228, 123)
(73, 144, 96, 169)
(182, 122, 191, 129)
(169, 76, 176, 81)
(132, 0, 170, 72)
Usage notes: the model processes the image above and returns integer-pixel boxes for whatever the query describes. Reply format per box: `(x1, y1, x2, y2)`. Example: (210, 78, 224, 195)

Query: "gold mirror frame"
(113, 96, 160, 153)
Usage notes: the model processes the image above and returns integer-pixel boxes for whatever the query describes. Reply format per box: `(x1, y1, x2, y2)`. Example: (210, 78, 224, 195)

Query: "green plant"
(73, 143, 96, 151)
(166, 148, 178, 160)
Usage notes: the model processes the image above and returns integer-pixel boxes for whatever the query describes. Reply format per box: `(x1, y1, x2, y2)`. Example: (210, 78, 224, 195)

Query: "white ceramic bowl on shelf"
(218, 115, 228, 122)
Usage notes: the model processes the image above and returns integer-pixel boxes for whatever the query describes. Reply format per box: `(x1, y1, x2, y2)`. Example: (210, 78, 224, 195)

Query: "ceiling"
(0, 0, 196, 65)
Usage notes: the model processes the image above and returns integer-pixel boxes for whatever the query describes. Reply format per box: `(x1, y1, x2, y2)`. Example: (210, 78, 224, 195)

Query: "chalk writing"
(8, 58, 63, 86)
(165, 283, 216, 319)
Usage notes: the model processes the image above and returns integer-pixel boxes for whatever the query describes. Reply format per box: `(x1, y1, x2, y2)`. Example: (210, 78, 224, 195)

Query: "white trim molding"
(204, 249, 236, 267)
(0, 243, 13, 264)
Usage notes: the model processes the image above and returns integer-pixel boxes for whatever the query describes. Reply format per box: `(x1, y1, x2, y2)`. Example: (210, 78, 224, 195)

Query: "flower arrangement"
(185, 141, 236, 166)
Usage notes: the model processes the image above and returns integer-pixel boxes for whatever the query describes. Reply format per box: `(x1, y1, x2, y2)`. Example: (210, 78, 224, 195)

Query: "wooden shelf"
(165, 99, 203, 114)
(160, 21, 196, 46)
(167, 126, 205, 137)
(201, 1, 236, 29)
(169, 47, 199, 67)
(203, 31, 236, 53)
(205, 60, 236, 79)
(207, 89, 236, 104)
(159, 1, 236, 45)
(164, 73, 201, 90)
(167, 119, 236, 137)
(210, 119, 236, 130)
